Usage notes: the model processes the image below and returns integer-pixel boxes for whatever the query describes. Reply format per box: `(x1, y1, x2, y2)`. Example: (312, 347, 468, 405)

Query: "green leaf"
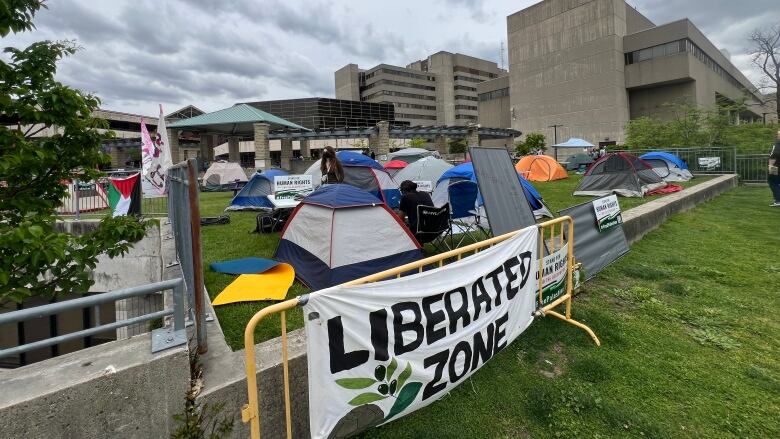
(384, 382, 422, 420)
(347, 392, 387, 406)
(396, 362, 412, 390)
(386, 357, 398, 380)
(335, 378, 376, 389)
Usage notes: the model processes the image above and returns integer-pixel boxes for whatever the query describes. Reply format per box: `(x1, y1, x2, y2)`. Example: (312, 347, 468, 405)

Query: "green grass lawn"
(358, 186, 779, 438)
(200, 174, 715, 350)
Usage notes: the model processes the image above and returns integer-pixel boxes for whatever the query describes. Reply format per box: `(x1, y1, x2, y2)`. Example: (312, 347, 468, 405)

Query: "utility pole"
(548, 124, 563, 160)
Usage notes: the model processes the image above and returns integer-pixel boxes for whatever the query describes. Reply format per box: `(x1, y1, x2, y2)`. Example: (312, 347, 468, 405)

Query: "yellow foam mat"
(212, 263, 295, 306)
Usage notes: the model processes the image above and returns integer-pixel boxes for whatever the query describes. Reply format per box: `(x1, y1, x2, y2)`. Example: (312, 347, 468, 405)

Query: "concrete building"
(507, 0, 766, 151)
(335, 51, 506, 127)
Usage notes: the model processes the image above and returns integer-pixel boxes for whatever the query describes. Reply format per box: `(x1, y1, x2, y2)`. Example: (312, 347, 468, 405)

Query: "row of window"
(454, 94, 479, 101)
(453, 65, 500, 79)
(396, 113, 438, 121)
(362, 68, 435, 82)
(454, 84, 477, 92)
(454, 104, 478, 111)
(394, 102, 437, 111)
(453, 75, 484, 83)
(455, 114, 478, 121)
(478, 87, 510, 101)
(361, 90, 436, 101)
(361, 79, 435, 92)
(625, 38, 758, 100)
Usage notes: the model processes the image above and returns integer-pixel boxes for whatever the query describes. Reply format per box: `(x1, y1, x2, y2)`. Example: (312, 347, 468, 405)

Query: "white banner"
(304, 227, 539, 438)
(141, 105, 173, 197)
(698, 156, 721, 170)
(592, 195, 622, 232)
(273, 174, 313, 200)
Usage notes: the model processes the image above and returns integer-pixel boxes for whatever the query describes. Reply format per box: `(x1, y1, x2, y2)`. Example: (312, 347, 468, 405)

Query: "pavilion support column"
(200, 134, 214, 163)
(253, 122, 270, 170)
(376, 121, 390, 158)
(466, 126, 480, 147)
(300, 139, 310, 158)
(434, 135, 448, 155)
(228, 137, 240, 163)
(167, 129, 181, 163)
(280, 138, 293, 170)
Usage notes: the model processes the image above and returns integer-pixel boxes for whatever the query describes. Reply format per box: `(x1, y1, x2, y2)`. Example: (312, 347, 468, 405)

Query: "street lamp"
(549, 124, 563, 160)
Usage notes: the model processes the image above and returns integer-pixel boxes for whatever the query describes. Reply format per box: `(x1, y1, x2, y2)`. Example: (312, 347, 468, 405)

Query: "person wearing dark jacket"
(320, 146, 344, 184)
(398, 180, 433, 233)
(769, 130, 780, 207)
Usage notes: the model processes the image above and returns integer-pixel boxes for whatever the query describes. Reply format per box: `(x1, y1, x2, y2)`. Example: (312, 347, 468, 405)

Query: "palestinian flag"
(108, 173, 142, 217)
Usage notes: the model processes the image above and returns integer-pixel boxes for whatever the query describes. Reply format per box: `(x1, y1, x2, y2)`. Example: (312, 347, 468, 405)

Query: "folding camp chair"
(415, 203, 451, 253)
(447, 180, 486, 247)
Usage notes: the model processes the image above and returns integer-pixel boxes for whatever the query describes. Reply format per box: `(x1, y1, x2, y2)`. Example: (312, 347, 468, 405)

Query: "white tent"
(387, 147, 438, 164)
(392, 156, 453, 190)
(202, 161, 248, 187)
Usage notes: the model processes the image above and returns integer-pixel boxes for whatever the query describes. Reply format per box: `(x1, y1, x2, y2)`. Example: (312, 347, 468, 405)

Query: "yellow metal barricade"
(241, 216, 600, 439)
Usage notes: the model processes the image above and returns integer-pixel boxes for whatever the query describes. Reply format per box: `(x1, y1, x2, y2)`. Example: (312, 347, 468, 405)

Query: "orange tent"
(515, 155, 568, 181)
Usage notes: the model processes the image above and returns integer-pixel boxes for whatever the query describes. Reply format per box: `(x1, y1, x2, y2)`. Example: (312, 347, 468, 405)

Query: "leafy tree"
(0, 0, 150, 305)
(408, 137, 427, 148)
(447, 138, 467, 154)
(514, 132, 546, 155)
(624, 116, 669, 148)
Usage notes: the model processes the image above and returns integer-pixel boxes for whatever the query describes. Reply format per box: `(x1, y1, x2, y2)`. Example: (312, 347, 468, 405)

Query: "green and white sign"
(592, 195, 622, 232)
(274, 174, 313, 200)
(538, 243, 568, 308)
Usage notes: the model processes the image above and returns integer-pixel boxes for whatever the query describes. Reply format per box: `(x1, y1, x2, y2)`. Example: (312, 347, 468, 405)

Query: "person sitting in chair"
(398, 180, 433, 234)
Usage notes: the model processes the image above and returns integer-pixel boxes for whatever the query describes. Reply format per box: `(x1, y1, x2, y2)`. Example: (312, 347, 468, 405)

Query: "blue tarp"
(303, 183, 382, 208)
(640, 151, 688, 170)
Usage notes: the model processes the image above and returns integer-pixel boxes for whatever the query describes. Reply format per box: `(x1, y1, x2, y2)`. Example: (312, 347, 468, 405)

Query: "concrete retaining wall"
(621, 174, 737, 244)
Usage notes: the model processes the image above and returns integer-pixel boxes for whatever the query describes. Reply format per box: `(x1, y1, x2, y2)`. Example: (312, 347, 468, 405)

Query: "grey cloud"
(442, 0, 495, 23)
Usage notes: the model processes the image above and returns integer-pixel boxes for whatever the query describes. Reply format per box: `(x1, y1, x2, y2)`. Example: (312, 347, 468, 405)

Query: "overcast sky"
(2, 0, 777, 116)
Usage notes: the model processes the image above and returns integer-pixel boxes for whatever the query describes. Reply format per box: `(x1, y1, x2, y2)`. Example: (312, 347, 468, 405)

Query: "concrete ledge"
(622, 174, 738, 244)
(0, 334, 190, 438)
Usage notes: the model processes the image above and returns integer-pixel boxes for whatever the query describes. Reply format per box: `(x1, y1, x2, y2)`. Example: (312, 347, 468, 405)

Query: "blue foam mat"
(210, 257, 279, 275)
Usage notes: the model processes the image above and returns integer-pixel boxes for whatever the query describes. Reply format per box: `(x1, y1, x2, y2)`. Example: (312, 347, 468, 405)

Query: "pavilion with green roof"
(167, 103, 310, 169)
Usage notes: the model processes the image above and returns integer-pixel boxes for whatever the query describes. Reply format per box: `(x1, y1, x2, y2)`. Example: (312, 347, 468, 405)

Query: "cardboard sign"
(592, 195, 622, 232)
(412, 181, 433, 192)
(273, 175, 313, 200)
(304, 228, 538, 438)
(698, 157, 721, 170)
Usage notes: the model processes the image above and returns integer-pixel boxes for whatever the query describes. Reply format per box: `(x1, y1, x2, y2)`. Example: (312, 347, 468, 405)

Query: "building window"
(454, 104, 478, 111)
(396, 113, 437, 120)
(454, 94, 479, 101)
(454, 85, 477, 92)
(477, 87, 509, 101)
(361, 79, 436, 92)
(455, 114, 478, 121)
(394, 102, 437, 111)
(453, 75, 485, 83)
(362, 90, 436, 101)
(453, 65, 500, 78)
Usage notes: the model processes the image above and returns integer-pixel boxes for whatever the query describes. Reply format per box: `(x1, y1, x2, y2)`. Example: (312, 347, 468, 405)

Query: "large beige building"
(507, 0, 767, 149)
(335, 51, 505, 127)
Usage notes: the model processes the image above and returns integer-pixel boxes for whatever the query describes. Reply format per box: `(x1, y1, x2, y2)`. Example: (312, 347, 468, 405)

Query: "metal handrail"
(0, 278, 186, 359)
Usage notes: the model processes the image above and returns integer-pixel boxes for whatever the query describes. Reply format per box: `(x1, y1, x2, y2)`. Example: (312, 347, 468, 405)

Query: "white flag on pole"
(140, 105, 173, 196)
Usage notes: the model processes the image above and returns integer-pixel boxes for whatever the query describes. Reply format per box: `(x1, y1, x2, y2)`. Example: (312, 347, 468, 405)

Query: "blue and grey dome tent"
(639, 151, 692, 182)
(225, 169, 289, 211)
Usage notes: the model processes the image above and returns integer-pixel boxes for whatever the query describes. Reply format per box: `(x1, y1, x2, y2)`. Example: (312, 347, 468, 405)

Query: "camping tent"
(275, 184, 422, 290)
(565, 152, 595, 172)
(305, 151, 401, 208)
(387, 147, 437, 164)
(553, 138, 595, 148)
(432, 162, 552, 220)
(383, 160, 408, 178)
(574, 152, 667, 197)
(202, 161, 248, 190)
(225, 169, 289, 211)
(392, 156, 453, 189)
(515, 155, 568, 181)
(639, 152, 693, 182)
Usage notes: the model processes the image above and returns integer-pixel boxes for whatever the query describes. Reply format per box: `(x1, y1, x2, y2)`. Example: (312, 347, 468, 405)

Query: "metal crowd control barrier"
(0, 278, 187, 360)
(240, 216, 600, 439)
